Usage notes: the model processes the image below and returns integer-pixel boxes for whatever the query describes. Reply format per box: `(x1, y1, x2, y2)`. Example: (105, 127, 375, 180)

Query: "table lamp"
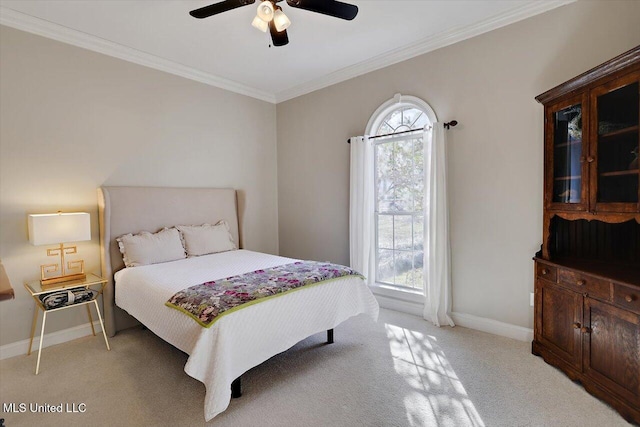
(28, 212, 91, 286)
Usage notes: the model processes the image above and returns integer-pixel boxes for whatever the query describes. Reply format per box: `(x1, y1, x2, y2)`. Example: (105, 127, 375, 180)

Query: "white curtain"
(423, 123, 455, 327)
(349, 136, 375, 284)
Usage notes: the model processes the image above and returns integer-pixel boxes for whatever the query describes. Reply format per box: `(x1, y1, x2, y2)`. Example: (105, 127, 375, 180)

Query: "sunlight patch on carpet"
(385, 323, 485, 427)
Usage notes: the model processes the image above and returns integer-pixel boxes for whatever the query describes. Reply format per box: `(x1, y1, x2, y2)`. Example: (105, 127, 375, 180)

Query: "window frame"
(366, 94, 438, 295)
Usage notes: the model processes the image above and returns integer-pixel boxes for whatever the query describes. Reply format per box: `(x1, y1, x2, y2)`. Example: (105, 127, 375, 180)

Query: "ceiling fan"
(189, 0, 359, 47)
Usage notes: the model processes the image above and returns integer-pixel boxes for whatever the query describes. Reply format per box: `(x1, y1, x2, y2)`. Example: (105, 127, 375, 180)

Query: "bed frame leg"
(231, 376, 242, 398)
(327, 329, 334, 344)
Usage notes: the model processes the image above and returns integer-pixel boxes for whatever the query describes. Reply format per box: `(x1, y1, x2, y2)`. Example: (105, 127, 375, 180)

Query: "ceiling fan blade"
(269, 20, 289, 46)
(189, 0, 255, 19)
(286, 0, 358, 20)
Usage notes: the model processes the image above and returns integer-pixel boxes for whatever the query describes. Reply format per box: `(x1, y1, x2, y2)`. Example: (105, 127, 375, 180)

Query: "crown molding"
(1, 2, 575, 105)
(0, 7, 277, 104)
(274, 0, 576, 103)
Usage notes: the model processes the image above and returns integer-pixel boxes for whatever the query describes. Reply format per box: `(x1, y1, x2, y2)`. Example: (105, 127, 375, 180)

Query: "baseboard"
(373, 293, 423, 317)
(451, 311, 533, 342)
(373, 293, 533, 342)
(0, 308, 532, 360)
(0, 321, 102, 360)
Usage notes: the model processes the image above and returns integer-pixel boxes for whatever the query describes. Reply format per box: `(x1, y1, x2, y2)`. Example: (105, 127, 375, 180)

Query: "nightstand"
(24, 273, 111, 374)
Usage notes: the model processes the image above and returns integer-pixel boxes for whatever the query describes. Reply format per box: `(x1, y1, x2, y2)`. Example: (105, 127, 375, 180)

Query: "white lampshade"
(28, 212, 91, 246)
(257, 0, 274, 22)
(252, 15, 268, 32)
(273, 9, 291, 32)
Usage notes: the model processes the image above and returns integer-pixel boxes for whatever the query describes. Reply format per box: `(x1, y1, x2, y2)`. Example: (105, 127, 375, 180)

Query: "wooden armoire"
(532, 46, 640, 423)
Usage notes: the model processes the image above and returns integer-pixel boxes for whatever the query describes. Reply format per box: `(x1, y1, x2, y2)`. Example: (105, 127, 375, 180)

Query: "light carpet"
(0, 308, 628, 426)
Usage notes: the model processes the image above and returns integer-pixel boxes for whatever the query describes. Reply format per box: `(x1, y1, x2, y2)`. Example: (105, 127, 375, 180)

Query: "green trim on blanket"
(165, 274, 364, 328)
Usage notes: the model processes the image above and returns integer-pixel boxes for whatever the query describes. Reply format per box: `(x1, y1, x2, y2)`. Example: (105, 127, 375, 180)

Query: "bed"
(97, 186, 379, 421)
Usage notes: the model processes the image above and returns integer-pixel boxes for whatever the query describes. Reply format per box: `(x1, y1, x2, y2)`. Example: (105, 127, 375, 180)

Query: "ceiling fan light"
(256, 1, 274, 22)
(273, 9, 291, 32)
(251, 15, 268, 32)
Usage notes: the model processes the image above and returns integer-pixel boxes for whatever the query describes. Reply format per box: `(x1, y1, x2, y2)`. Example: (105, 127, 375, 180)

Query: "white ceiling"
(0, 0, 572, 103)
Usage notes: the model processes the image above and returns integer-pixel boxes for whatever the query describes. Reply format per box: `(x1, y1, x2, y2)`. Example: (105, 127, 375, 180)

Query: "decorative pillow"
(117, 227, 186, 268)
(176, 221, 237, 257)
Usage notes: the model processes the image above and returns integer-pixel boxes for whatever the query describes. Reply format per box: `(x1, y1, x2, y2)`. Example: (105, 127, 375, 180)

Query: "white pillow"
(176, 221, 237, 257)
(117, 227, 186, 268)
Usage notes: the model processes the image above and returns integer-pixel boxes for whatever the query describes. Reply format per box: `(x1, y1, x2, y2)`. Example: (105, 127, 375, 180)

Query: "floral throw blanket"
(165, 261, 363, 327)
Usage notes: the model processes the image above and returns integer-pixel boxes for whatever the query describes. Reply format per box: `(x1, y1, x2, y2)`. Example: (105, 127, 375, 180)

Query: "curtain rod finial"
(443, 120, 458, 129)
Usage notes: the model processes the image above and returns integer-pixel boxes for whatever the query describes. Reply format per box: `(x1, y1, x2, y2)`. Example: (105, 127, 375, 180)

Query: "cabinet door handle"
(572, 322, 581, 329)
(541, 268, 549, 275)
(587, 156, 595, 163)
(580, 326, 590, 334)
(625, 295, 635, 303)
(576, 280, 585, 286)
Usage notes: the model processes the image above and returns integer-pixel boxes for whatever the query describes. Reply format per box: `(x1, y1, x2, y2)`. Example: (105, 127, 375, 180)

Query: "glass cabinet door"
(547, 95, 588, 210)
(591, 73, 640, 212)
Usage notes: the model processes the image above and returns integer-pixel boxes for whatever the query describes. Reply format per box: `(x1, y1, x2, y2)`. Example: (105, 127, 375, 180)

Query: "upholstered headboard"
(98, 186, 240, 337)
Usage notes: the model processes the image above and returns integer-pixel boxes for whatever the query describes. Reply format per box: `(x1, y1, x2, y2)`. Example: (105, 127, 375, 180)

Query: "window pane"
(390, 140, 414, 212)
(410, 265, 424, 290)
(413, 215, 424, 251)
(377, 122, 393, 135)
(412, 138, 424, 211)
(393, 251, 413, 287)
(403, 109, 423, 128)
(378, 200, 394, 213)
(394, 215, 412, 251)
(385, 110, 403, 130)
(395, 251, 424, 289)
(413, 114, 429, 130)
(413, 186, 424, 212)
(377, 249, 394, 284)
(376, 142, 394, 211)
(377, 214, 393, 249)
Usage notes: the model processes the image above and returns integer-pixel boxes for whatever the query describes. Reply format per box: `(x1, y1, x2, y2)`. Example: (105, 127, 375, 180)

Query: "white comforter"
(114, 250, 379, 421)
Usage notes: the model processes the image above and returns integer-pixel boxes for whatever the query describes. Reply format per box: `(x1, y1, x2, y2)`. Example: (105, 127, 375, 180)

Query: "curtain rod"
(347, 120, 458, 143)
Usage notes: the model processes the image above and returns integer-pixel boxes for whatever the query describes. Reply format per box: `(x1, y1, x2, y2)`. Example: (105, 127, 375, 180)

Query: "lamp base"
(41, 273, 86, 287)
(40, 243, 86, 287)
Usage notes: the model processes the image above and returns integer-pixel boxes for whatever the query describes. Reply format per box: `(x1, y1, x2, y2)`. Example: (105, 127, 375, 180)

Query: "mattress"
(114, 249, 379, 420)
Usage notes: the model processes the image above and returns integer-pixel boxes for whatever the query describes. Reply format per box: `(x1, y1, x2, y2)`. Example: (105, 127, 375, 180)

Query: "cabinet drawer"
(536, 263, 557, 282)
(558, 270, 610, 300)
(612, 284, 640, 314)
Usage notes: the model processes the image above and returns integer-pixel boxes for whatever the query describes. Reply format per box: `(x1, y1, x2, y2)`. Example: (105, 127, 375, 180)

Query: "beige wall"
(276, 1, 640, 329)
(0, 26, 278, 346)
(1, 1, 639, 348)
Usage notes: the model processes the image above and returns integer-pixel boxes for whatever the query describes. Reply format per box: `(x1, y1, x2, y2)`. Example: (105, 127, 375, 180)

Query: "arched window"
(367, 95, 437, 291)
